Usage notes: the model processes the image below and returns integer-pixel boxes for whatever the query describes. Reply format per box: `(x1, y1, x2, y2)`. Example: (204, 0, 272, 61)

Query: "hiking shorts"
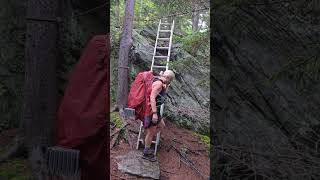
(143, 106, 161, 129)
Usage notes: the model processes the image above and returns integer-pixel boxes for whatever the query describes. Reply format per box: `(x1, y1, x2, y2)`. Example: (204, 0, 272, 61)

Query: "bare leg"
(156, 119, 165, 133)
(144, 128, 153, 147)
(143, 125, 159, 161)
(150, 126, 158, 138)
(145, 126, 156, 144)
(144, 126, 158, 148)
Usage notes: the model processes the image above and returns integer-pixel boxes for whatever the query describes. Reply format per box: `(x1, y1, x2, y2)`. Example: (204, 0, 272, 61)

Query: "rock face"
(116, 150, 160, 179)
(211, 1, 320, 179)
(130, 26, 210, 134)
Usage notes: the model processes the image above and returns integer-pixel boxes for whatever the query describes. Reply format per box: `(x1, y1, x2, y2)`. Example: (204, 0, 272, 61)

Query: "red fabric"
(127, 71, 154, 121)
(55, 35, 110, 180)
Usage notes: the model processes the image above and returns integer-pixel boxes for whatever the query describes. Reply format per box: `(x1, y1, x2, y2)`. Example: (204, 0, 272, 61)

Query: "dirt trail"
(110, 119, 210, 180)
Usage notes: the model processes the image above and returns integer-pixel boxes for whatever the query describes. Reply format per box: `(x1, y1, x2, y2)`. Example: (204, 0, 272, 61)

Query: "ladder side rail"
(151, 20, 161, 71)
(166, 20, 175, 71)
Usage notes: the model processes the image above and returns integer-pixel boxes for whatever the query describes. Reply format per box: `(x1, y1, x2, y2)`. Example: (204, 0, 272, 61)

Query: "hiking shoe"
(142, 153, 157, 162)
(143, 147, 153, 155)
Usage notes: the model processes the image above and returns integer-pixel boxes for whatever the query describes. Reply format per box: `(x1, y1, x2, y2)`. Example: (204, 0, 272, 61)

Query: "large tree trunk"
(24, 0, 59, 178)
(116, 0, 135, 109)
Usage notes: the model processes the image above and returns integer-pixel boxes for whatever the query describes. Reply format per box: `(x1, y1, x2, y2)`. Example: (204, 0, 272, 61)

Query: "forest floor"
(110, 113, 210, 180)
(0, 114, 210, 180)
(0, 129, 33, 180)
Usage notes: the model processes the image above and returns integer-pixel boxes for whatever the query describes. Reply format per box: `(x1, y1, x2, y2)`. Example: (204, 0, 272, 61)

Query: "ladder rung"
(161, 23, 171, 25)
(138, 139, 157, 144)
(159, 30, 171, 33)
(154, 56, 168, 58)
(152, 65, 166, 69)
(156, 47, 169, 49)
(157, 38, 170, 41)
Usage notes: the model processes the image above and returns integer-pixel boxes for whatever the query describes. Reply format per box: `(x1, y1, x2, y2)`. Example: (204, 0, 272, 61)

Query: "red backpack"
(128, 71, 154, 121)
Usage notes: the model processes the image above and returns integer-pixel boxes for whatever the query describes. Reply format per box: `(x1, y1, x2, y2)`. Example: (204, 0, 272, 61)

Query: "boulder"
(116, 150, 160, 179)
(131, 27, 210, 134)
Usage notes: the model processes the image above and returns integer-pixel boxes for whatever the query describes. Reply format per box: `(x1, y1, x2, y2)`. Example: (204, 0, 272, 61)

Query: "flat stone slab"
(116, 150, 160, 179)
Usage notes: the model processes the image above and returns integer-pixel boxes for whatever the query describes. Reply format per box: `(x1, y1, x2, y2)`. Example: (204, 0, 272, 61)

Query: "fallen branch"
(172, 139, 201, 155)
(110, 123, 129, 137)
(166, 145, 173, 152)
(195, 149, 207, 152)
(118, 112, 139, 149)
(186, 148, 201, 155)
(172, 138, 183, 144)
(161, 168, 176, 174)
(110, 133, 120, 150)
(168, 145, 208, 180)
(128, 129, 139, 134)
(110, 122, 129, 150)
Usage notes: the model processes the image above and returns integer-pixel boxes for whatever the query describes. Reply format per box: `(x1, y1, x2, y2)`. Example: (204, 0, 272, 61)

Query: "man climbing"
(142, 70, 175, 161)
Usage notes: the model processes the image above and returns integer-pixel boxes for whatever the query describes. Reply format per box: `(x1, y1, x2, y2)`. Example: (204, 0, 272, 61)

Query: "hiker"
(142, 70, 175, 161)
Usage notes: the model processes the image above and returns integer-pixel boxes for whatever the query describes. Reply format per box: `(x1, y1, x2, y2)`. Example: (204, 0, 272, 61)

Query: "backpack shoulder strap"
(153, 77, 165, 91)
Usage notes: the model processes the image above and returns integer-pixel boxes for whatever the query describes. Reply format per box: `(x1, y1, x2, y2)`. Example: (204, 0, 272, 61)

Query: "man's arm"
(150, 81, 162, 115)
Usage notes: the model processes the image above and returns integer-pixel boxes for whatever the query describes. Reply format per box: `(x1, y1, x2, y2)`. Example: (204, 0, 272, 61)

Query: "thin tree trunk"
(192, 10, 199, 32)
(116, 0, 120, 27)
(24, 0, 59, 178)
(116, 0, 135, 110)
(139, 0, 142, 22)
